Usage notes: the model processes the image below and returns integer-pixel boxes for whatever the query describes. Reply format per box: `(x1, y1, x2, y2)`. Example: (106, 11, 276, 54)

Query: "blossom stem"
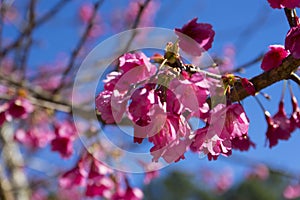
(198, 69, 222, 80)
(159, 58, 168, 70)
(280, 80, 287, 101)
(254, 96, 266, 113)
(290, 72, 300, 85)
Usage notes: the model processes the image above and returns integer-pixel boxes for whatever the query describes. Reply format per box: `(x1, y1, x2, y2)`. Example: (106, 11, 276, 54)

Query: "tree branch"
(53, 0, 104, 94)
(229, 55, 300, 102)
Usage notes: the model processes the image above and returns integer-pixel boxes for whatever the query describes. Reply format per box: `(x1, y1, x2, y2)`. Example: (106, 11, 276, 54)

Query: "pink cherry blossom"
(122, 187, 144, 200)
(51, 121, 77, 158)
(221, 103, 250, 138)
(175, 17, 215, 56)
(143, 169, 159, 185)
(247, 164, 269, 180)
(169, 72, 209, 118)
(190, 126, 232, 161)
(133, 103, 166, 144)
(79, 3, 94, 23)
(261, 45, 289, 71)
(149, 115, 191, 163)
(15, 127, 54, 149)
(241, 78, 256, 96)
(88, 24, 103, 38)
(85, 176, 114, 198)
(191, 103, 252, 160)
(119, 52, 155, 74)
(285, 26, 300, 59)
(265, 101, 291, 148)
(95, 90, 127, 124)
(0, 103, 10, 126)
(283, 184, 300, 199)
(218, 44, 236, 73)
(290, 96, 300, 132)
(267, 0, 300, 9)
(215, 169, 233, 193)
(8, 98, 34, 119)
(60, 153, 115, 198)
(103, 71, 122, 91)
(115, 52, 156, 92)
(56, 187, 82, 200)
(59, 165, 87, 189)
(231, 135, 255, 151)
(128, 87, 158, 126)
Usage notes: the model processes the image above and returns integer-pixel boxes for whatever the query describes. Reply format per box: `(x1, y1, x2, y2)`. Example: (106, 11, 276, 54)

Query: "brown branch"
(229, 55, 300, 102)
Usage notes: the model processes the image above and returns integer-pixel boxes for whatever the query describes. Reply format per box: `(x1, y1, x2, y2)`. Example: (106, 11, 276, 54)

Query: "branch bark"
(229, 55, 300, 102)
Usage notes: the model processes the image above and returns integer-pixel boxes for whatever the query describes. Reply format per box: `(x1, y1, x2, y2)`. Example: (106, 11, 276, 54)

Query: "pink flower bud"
(241, 78, 256, 96)
(261, 45, 289, 71)
(285, 26, 300, 59)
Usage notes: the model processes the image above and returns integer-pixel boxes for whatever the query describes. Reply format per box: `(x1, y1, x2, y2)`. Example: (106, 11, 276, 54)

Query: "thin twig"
(232, 53, 264, 73)
(0, 0, 70, 58)
(19, 0, 37, 78)
(35, 0, 70, 26)
(53, 0, 104, 94)
(123, 0, 152, 52)
(290, 72, 300, 85)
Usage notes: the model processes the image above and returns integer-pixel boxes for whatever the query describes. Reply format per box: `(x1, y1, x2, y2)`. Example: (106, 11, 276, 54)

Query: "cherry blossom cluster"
(0, 90, 77, 158)
(14, 114, 77, 158)
(264, 93, 300, 148)
(96, 18, 256, 163)
(262, 0, 300, 69)
(59, 151, 144, 199)
(260, 0, 300, 148)
(0, 96, 34, 126)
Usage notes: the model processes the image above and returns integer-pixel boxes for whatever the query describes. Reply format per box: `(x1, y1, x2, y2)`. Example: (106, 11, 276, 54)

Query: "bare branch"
(19, 0, 37, 78)
(0, 0, 70, 58)
(53, 0, 104, 94)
